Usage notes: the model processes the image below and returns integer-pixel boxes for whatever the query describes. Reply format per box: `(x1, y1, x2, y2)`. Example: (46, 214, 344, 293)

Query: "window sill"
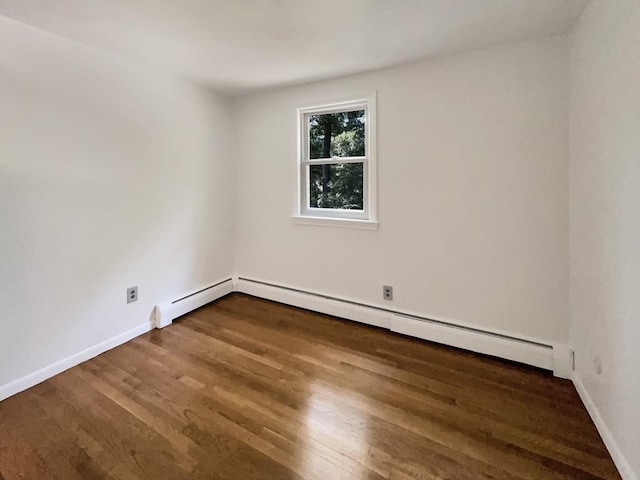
(291, 215, 378, 230)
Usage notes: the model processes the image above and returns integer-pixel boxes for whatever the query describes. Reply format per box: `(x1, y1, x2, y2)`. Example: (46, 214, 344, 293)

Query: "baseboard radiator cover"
(155, 278, 233, 328)
(235, 277, 568, 375)
(0, 275, 569, 402)
(390, 314, 553, 370)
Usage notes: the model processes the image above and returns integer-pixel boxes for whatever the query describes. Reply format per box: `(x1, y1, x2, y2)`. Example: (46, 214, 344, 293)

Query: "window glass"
(309, 163, 364, 210)
(308, 110, 365, 159)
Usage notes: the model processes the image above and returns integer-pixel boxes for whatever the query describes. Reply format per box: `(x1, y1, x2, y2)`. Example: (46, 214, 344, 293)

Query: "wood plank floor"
(0, 293, 620, 480)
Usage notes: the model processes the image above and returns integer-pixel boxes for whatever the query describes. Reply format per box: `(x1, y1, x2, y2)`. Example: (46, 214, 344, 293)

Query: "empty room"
(0, 0, 638, 479)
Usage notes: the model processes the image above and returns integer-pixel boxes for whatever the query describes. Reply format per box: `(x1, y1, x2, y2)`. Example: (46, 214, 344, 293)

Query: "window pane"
(309, 110, 365, 159)
(309, 163, 364, 210)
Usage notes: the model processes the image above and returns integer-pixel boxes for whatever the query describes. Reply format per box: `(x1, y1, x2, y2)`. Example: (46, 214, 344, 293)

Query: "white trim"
(236, 278, 390, 329)
(291, 215, 378, 230)
(1, 274, 557, 402)
(236, 276, 555, 347)
(552, 344, 574, 379)
(0, 278, 233, 401)
(367, 92, 378, 223)
(572, 373, 638, 480)
(390, 314, 553, 370)
(3, 272, 631, 480)
(303, 156, 366, 164)
(300, 99, 371, 115)
(295, 92, 377, 223)
(154, 278, 233, 328)
(234, 277, 559, 371)
(0, 321, 153, 401)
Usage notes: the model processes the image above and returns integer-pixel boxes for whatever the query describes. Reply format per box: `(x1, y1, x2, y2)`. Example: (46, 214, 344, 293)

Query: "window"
(293, 93, 377, 229)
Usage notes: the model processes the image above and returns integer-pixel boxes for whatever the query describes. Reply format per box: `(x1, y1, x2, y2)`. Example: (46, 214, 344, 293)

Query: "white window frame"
(292, 93, 378, 230)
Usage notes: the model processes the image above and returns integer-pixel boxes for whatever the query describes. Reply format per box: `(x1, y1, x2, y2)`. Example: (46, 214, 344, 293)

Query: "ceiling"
(0, 0, 587, 94)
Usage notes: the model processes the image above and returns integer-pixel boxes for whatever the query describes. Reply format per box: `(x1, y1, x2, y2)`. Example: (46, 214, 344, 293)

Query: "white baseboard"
(155, 278, 233, 328)
(390, 314, 553, 370)
(3, 273, 630, 480)
(572, 373, 638, 480)
(237, 277, 635, 478)
(1, 277, 234, 401)
(235, 277, 564, 373)
(237, 278, 390, 329)
(0, 321, 153, 401)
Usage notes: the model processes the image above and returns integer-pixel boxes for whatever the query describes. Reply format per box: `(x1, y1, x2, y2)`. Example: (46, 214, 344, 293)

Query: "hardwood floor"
(0, 293, 620, 480)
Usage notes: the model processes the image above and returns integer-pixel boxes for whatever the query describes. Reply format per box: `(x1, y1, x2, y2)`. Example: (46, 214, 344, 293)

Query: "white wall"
(569, 1, 640, 479)
(0, 17, 234, 389)
(2, 8, 638, 478)
(233, 36, 569, 345)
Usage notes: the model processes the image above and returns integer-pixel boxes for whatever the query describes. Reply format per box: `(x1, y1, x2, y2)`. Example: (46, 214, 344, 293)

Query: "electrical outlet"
(383, 285, 393, 301)
(127, 286, 138, 304)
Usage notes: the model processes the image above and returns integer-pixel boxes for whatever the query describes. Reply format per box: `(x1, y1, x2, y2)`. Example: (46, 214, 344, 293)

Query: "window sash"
(301, 156, 366, 165)
(303, 107, 367, 162)
(301, 161, 368, 218)
(301, 161, 369, 218)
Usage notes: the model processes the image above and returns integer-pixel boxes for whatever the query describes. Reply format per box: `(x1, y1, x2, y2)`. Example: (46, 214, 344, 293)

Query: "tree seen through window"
(308, 110, 365, 209)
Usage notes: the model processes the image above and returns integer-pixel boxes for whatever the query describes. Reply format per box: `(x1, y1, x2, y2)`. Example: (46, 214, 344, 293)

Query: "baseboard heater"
(389, 313, 553, 370)
(154, 278, 233, 328)
(235, 277, 569, 376)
